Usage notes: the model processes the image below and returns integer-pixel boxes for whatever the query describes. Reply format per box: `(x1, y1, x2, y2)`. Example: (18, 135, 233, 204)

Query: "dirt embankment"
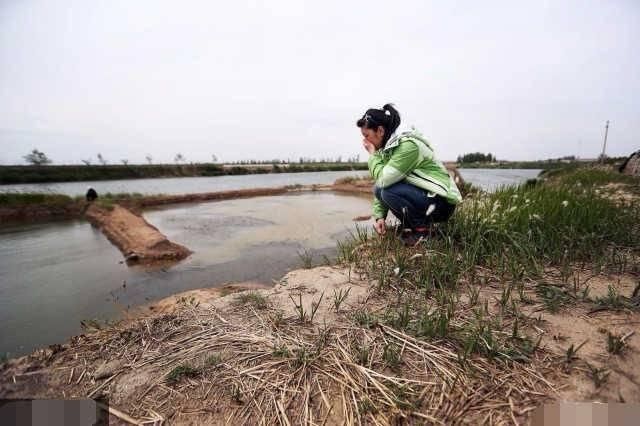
(128, 282, 270, 318)
(85, 204, 191, 264)
(332, 179, 374, 196)
(125, 186, 295, 208)
(0, 202, 83, 224)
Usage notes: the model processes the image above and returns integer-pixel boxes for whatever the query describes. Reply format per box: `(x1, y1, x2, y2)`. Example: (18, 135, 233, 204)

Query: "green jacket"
(368, 128, 462, 220)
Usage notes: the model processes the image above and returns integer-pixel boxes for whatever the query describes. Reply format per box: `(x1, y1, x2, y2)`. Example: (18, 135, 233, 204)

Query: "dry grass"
(1, 279, 562, 425)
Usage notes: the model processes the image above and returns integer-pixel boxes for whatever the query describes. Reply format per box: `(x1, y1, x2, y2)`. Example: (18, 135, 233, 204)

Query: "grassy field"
(332, 167, 638, 374)
(541, 165, 640, 189)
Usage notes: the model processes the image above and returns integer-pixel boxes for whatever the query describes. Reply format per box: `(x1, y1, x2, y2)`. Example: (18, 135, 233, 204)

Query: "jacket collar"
(381, 127, 428, 152)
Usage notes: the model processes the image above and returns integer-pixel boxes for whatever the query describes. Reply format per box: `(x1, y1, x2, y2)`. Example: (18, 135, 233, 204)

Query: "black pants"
(374, 181, 455, 229)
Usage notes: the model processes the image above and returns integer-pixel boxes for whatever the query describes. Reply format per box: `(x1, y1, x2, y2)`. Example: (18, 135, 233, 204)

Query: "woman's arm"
(372, 197, 388, 220)
(368, 141, 421, 189)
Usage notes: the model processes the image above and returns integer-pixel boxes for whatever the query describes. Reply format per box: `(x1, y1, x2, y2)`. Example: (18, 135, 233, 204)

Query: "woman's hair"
(356, 104, 401, 147)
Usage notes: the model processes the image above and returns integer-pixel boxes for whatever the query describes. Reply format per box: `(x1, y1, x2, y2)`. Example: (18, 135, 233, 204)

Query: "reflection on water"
(0, 192, 371, 357)
(0, 220, 130, 357)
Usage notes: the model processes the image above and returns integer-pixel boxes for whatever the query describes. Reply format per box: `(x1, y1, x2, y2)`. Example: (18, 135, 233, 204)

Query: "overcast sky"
(1, 0, 638, 165)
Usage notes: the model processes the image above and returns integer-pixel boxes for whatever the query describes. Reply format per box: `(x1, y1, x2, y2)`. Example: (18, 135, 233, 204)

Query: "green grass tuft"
(234, 291, 268, 309)
(166, 364, 200, 383)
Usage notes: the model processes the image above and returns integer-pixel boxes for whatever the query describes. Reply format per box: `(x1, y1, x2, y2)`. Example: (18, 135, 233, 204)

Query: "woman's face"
(361, 126, 385, 150)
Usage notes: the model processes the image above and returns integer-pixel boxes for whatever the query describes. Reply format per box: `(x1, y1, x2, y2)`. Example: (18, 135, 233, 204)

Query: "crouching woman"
(357, 104, 462, 245)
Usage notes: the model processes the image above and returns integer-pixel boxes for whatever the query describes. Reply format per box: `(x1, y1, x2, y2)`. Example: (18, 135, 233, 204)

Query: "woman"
(357, 104, 462, 245)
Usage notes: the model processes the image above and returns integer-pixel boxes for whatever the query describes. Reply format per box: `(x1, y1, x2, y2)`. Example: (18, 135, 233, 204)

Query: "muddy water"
(0, 192, 370, 357)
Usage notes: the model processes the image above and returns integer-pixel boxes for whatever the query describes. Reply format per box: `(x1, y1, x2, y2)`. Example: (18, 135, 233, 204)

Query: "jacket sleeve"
(367, 141, 421, 189)
(372, 197, 388, 220)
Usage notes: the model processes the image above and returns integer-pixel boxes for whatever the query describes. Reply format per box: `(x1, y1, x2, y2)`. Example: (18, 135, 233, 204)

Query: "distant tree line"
(3, 154, 368, 184)
(229, 155, 362, 165)
(19, 148, 363, 167)
(456, 152, 495, 163)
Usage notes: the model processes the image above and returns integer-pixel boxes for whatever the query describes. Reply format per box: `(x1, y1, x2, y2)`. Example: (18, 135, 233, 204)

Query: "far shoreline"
(0, 162, 369, 185)
(0, 158, 597, 185)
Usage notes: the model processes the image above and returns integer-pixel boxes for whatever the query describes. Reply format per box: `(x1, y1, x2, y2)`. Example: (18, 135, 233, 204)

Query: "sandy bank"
(128, 281, 271, 318)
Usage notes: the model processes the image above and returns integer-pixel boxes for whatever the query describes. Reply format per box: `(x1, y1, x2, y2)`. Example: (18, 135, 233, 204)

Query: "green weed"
(353, 310, 377, 328)
(382, 342, 401, 369)
(353, 345, 370, 366)
(586, 363, 610, 388)
(563, 340, 588, 371)
(166, 364, 200, 383)
(273, 344, 291, 358)
(595, 285, 628, 311)
(288, 291, 325, 323)
(358, 397, 377, 415)
(332, 287, 352, 313)
(234, 291, 268, 309)
(297, 249, 313, 269)
(536, 283, 573, 313)
(292, 346, 313, 367)
(205, 353, 223, 367)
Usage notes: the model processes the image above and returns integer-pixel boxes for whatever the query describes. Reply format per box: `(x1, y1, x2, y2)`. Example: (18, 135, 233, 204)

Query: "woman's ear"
(377, 126, 385, 138)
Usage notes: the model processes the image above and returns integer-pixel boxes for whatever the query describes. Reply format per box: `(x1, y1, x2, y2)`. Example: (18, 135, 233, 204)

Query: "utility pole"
(578, 139, 582, 160)
(600, 120, 609, 163)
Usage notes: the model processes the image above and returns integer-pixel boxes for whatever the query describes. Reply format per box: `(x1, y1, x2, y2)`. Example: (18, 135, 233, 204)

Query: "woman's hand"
(363, 139, 376, 155)
(373, 218, 386, 235)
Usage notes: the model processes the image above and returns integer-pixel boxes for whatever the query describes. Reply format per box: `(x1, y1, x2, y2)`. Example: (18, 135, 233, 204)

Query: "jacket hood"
(382, 127, 431, 152)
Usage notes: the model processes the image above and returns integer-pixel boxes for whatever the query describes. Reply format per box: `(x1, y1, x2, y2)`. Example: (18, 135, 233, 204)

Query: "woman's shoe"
(399, 226, 432, 247)
(393, 226, 413, 237)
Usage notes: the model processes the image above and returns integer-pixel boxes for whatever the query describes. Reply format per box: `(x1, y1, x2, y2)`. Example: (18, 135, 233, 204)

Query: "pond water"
(0, 168, 542, 196)
(0, 192, 371, 357)
(0, 170, 370, 196)
(0, 169, 541, 357)
(457, 168, 541, 191)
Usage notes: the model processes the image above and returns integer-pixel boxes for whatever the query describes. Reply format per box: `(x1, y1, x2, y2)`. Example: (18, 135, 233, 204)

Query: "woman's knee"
(427, 200, 456, 223)
(374, 185, 383, 200)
